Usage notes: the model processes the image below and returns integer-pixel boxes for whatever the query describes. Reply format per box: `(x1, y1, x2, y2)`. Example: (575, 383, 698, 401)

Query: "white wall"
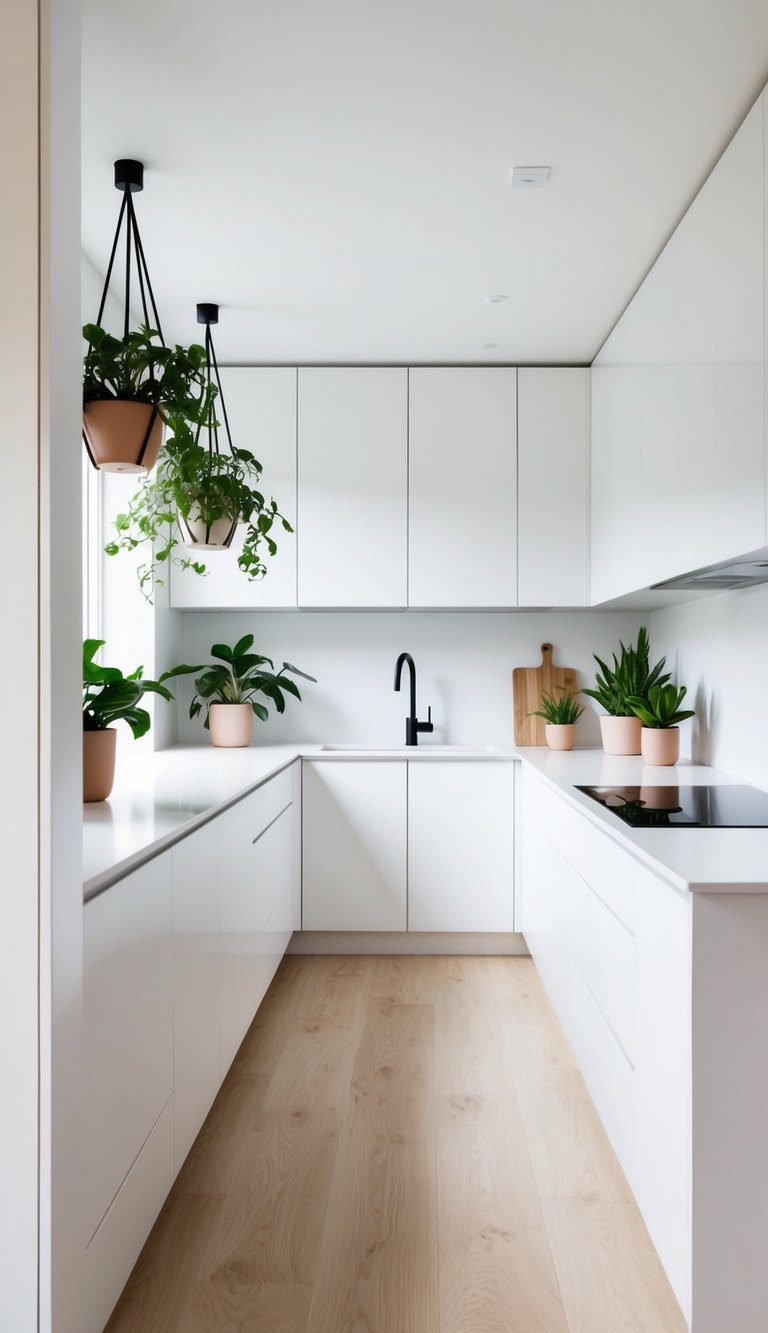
(176, 609, 644, 748)
(650, 584, 768, 785)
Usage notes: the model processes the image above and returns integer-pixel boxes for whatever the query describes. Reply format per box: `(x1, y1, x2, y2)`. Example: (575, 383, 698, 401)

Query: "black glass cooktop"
(575, 784, 768, 828)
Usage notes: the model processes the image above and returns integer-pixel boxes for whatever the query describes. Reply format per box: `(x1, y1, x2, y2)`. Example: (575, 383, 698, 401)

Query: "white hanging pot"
(179, 506, 238, 551)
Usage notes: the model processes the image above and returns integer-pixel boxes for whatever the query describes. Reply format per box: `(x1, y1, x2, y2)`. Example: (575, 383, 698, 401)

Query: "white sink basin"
(319, 744, 499, 754)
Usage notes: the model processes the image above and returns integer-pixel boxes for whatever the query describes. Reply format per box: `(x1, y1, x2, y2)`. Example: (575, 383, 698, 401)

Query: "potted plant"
(582, 627, 671, 755)
(529, 691, 584, 751)
(83, 639, 173, 801)
(162, 634, 316, 748)
(82, 323, 212, 474)
(626, 683, 695, 767)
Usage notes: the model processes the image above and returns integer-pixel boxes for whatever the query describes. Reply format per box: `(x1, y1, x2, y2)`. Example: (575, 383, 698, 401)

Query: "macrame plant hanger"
(83, 159, 165, 471)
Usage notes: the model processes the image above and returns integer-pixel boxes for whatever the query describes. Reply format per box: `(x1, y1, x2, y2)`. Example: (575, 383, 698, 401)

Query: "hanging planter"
(105, 303, 293, 602)
(83, 160, 210, 473)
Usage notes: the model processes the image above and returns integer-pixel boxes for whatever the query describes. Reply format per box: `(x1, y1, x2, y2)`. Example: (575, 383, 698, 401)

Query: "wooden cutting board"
(513, 643, 578, 746)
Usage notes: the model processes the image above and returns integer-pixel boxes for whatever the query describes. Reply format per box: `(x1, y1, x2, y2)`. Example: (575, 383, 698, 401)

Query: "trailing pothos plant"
(162, 634, 316, 729)
(83, 638, 173, 740)
(83, 323, 211, 419)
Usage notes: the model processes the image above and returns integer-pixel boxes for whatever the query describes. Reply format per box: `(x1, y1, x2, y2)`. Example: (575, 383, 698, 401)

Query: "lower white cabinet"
(302, 758, 515, 932)
(172, 821, 220, 1175)
(302, 760, 408, 930)
(408, 761, 515, 931)
(218, 794, 259, 1073)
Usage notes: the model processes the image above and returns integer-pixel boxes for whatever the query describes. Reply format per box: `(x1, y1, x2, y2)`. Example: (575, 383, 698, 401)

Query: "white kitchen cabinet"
(677, 172, 716, 574)
(408, 761, 515, 931)
(83, 853, 173, 1244)
(408, 368, 517, 607)
(302, 760, 407, 930)
(517, 368, 589, 606)
(217, 794, 258, 1072)
(297, 368, 408, 607)
(172, 820, 220, 1174)
(170, 368, 298, 608)
(253, 802, 296, 1003)
(589, 366, 612, 605)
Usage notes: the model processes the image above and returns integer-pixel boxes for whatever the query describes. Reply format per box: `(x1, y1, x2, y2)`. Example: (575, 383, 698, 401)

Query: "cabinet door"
(170, 368, 298, 608)
(83, 853, 173, 1242)
(712, 97, 765, 561)
(172, 821, 220, 1175)
(253, 804, 296, 1007)
(408, 368, 517, 606)
(302, 761, 407, 930)
(677, 175, 716, 574)
(589, 366, 612, 605)
(518, 368, 589, 606)
(297, 368, 408, 607)
(218, 795, 257, 1072)
(408, 761, 515, 931)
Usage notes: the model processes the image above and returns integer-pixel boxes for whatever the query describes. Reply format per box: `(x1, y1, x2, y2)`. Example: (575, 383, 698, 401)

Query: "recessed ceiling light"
(485, 294, 508, 304)
(480, 342, 499, 350)
(510, 166, 550, 189)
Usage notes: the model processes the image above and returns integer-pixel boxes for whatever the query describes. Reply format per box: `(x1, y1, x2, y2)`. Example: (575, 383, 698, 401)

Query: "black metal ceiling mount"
(196, 302, 234, 459)
(96, 158, 164, 342)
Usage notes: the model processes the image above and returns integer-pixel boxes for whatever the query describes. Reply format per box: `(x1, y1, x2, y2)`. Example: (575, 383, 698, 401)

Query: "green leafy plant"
(581, 627, 670, 717)
(529, 691, 584, 725)
(83, 323, 212, 423)
(83, 638, 173, 740)
(626, 683, 695, 730)
(162, 634, 316, 730)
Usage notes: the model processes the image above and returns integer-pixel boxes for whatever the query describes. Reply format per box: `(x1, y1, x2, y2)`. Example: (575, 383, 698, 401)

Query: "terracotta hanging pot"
(208, 703, 253, 748)
(83, 728, 117, 802)
(599, 714, 642, 756)
(179, 506, 238, 551)
(640, 727, 680, 767)
(544, 723, 577, 752)
(82, 399, 164, 474)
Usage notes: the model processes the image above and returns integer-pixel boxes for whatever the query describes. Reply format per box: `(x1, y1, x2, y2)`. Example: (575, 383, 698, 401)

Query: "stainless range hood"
(652, 549, 768, 592)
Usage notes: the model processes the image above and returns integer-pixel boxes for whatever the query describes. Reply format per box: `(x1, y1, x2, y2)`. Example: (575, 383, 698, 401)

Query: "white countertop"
(82, 741, 516, 898)
(515, 747, 768, 894)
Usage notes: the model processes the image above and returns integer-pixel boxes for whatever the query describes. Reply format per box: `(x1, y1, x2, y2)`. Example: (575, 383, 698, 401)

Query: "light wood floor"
(105, 955, 686, 1333)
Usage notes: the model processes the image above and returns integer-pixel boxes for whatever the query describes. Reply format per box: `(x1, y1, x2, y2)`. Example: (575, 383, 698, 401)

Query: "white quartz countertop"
(515, 747, 768, 894)
(82, 741, 517, 898)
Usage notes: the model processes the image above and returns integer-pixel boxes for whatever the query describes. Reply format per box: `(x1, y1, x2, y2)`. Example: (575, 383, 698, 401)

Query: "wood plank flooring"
(105, 956, 686, 1333)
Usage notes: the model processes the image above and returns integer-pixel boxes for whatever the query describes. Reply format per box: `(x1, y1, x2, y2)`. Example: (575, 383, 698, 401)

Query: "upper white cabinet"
(408, 761, 515, 931)
(408, 368, 517, 607)
(517, 368, 590, 606)
(297, 368, 408, 607)
(302, 760, 408, 930)
(170, 367, 298, 608)
(591, 90, 766, 602)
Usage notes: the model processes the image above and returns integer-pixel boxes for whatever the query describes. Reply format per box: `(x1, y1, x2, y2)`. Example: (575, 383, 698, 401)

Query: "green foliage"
(82, 323, 211, 423)
(83, 638, 173, 740)
(626, 683, 696, 730)
(104, 432, 293, 602)
(581, 627, 670, 717)
(529, 690, 584, 726)
(162, 634, 316, 731)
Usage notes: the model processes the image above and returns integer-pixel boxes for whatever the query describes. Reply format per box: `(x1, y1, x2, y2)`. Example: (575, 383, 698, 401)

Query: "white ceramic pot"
(544, 723, 577, 752)
(179, 508, 238, 551)
(208, 702, 253, 748)
(599, 714, 642, 756)
(640, 727, 680, 767)
(83, 728, 117, 801)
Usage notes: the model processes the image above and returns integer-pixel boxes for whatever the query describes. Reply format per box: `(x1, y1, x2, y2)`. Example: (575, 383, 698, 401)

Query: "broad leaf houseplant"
(83, 639, 173, 801)
(582, 627, 670, 755)
(163, 634, 316, 748)
(626, 682, 695, 767)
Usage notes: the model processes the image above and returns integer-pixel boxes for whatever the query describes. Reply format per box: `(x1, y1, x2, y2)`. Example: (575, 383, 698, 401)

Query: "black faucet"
(394, 652, 434, 746)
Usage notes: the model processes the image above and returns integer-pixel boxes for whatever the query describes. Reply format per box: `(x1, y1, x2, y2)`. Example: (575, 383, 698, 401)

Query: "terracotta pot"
(599, 714, 642, 756)
(83, 728, 117, 802)
(82, 399, 164, 473)
(208, 703, 253, 748)
(640, 727, 680, 767)
(179, 508, 238, 551)
(545, 723, 577, 752)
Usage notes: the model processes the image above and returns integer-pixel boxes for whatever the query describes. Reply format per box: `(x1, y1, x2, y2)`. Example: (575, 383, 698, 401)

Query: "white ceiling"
(82, 0, 768, 365)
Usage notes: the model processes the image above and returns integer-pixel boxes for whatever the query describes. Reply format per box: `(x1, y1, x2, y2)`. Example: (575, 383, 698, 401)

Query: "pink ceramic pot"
(599, 715, 642, 756)
(208, 702, 253, 748)
(640, 727, 680, 767)
(545, 723, 577, 752)
(83, 728, 117, 802)
(82, 400, 164, 474)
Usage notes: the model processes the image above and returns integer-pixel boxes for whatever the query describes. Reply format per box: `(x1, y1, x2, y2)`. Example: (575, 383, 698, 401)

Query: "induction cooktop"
(574, 784, 768, 829)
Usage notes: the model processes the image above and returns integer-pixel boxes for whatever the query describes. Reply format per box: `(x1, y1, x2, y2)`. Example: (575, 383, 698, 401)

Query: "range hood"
(652, 549, 768, 592)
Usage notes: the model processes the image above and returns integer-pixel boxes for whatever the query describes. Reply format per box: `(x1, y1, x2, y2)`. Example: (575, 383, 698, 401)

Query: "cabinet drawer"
(251, 764, 294, 838)
(525, 772, 635, 932)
